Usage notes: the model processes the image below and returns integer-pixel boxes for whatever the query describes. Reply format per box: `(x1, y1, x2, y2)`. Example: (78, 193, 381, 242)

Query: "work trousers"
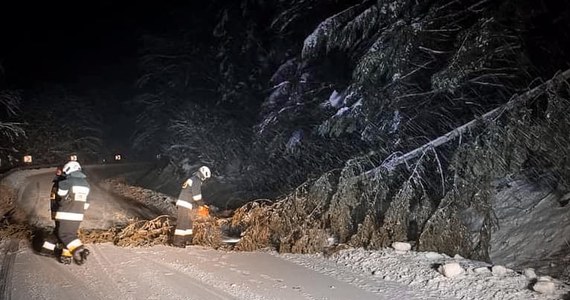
(173, 206, 193, 245)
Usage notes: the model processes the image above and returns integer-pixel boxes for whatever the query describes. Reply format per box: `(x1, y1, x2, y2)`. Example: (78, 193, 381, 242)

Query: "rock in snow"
(491, 265, 508, 276)
(523, 268, 537, 279)
(424, 252, 444, 260)
(439, 262, 464, 278)
(532, 278, 556, 294)
(392, 242, 412, 252)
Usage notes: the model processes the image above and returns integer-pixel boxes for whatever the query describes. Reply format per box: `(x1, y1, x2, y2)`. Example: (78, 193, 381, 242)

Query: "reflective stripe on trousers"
(54, 211, 84, 221)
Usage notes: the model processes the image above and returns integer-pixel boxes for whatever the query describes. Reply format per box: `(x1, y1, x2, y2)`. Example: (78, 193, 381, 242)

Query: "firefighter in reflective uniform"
(172, 166, 211, 248)
(53, 161, 91, 265)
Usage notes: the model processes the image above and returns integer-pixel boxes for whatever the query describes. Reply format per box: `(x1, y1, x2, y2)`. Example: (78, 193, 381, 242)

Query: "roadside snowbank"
(282, 246, 570, 300)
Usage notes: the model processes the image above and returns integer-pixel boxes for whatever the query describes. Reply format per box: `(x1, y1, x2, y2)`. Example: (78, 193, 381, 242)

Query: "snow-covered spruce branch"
(374, 68, 570, 175)
(0, 90, 21, 116)
(0, 122, 26, 142)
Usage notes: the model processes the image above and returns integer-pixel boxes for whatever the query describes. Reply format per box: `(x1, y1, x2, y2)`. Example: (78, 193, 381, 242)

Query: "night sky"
(0, 2, 195, 157)
(0, 2, 165, 89)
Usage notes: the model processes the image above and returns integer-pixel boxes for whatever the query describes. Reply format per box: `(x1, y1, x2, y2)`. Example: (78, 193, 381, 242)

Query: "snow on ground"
(283, 247, 570, 300)
(2, 166, 570, 300)
(100, 176, 176, 216)
(0, 167, 53, 189)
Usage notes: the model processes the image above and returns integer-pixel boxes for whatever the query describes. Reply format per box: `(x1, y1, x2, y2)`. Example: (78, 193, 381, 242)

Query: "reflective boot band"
(67, 239, 83, 252)
(42, 241, 56, 251)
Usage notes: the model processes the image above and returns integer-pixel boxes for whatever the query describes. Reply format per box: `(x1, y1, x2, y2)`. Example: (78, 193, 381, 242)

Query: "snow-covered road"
(1, 165, 568, 300)
(0, 165, 438, 300)
(15, 165, 160, 230)
(6, 241, 440, 300)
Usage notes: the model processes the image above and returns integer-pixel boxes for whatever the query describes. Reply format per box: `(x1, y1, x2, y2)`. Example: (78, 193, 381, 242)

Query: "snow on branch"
(374, 68, 570, 175)
(0, 122, 26, 142)
(271, 2, 310, 33)
(302, 3, 372, 60)
(0, 90, 20, 116)
(0, 90, 24, 143)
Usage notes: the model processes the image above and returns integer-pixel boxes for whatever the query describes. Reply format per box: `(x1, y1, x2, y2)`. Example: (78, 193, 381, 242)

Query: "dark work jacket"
(176, 174, 203, 209)
(55, 171, 90, 222)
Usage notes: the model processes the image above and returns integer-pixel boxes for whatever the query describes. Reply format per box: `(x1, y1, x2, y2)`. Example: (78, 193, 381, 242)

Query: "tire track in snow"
(81, 244, 242, 300)
(11, 246, 107, 299)
(137, 257, 241, 300)
(0, 240, 18, 300)
(73, 244, 134, 300)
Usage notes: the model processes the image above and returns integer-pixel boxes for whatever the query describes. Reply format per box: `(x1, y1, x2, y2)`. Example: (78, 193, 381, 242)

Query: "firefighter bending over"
(172, 165, 211, 248)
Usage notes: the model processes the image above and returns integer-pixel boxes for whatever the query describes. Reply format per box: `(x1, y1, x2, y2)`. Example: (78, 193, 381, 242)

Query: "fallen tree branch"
(372, 68, 570, 175)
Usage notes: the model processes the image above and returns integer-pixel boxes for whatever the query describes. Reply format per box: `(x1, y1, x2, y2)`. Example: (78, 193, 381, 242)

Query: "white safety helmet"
(198, 166, 211, 180)
(62, 161, 81, 174)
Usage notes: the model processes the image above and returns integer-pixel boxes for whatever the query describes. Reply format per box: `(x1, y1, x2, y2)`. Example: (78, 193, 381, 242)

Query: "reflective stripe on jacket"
(55, 171, 90, 221)
(176, 175, 202, 208)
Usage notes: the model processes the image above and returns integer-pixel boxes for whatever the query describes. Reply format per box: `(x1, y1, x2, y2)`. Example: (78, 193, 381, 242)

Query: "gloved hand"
(182, 178, 192, 188)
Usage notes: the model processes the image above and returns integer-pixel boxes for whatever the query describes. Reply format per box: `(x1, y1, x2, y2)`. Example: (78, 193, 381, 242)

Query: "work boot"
(36, 241, 57, 257)
(58, 246, 72, 264)
(59, 255, 72, 265)
(171, 236, 187, 248)
(38, 247, 54, 257)
(72, 246, 90, 265)
(54, 243, 64, 256)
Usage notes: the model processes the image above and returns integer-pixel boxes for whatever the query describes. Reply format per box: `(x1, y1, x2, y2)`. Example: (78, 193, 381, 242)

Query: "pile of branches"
(229, 200, 274, 251)
(227, 194, 336, 253)
(0, 223, 31, 241)
(81, 215, 174, 247)
(0, 184, 32, 241)
(80, 212, 231, 249)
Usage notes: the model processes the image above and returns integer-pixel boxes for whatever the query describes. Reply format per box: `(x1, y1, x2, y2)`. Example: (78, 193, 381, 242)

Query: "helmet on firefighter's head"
(197, 166, 211, 180)
(62, 161, 81, 174)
